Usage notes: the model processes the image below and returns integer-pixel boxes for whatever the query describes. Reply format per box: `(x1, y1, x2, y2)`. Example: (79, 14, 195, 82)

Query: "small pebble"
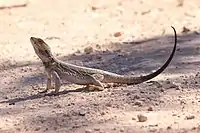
(84, 46, 94, 54)
(149, 128, 157, 132)
(91, 6, 99, 11)
(119, 128, 124, 132)
(35, 127, 40, 131)
(132, 117, 136, 120)
(182, 26, 190, 33)
(100, 112, 105, 115)
(54, 103, 62, 108)
(85, 129, 92, 133)
(167, 126, 172, 130)
(78, 110, 86, 116)
(137, 114, 147, 122)
(9, 102, 15, 105)
(177, 0, 184, 7)
(134, 100, 143, 106)
(147, 106, 153, 111)
(105, 103, 112, 107)
(113, 32, 123, 37)
(172, 113, 177, 116)
(94, 127, 100, 131)
(185, 115, 195, 120)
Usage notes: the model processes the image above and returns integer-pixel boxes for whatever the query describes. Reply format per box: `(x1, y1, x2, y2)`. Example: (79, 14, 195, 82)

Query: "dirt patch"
(1, 0, 200, 133)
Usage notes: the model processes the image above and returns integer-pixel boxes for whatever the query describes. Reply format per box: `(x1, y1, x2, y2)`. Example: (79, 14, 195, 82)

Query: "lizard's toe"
(39, 90, 48, 93)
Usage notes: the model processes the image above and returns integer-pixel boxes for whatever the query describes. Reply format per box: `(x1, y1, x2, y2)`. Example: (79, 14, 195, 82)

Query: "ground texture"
(1, 0, 200, 133)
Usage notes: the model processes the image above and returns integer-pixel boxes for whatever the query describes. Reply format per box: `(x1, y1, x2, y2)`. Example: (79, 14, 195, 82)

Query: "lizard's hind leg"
(85, 74, 104, 91)
(91, 74, 104, 91)
(39, 72, 52, 94)
(86, 74, 104, 91)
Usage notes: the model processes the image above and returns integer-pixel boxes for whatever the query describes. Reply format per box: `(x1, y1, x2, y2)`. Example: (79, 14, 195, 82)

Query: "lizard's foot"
(85, 85, 104, 91)
(51, 89, 60, 96)
(39, 89, 48, 94)
(51, 91, 59, 96)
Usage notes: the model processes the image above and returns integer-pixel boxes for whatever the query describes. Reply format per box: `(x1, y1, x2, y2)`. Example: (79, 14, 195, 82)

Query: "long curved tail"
(107, 26, 177, 84)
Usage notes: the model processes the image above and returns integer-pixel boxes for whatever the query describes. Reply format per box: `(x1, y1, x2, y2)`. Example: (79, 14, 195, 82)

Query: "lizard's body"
(30, 26, 177, 94)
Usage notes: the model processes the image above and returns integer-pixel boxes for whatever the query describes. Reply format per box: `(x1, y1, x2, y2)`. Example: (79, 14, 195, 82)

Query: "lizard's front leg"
(39, 72, 52, 93)
(52, 71, 61, 94)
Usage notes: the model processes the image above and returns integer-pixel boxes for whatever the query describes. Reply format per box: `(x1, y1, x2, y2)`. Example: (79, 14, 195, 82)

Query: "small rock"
(113, 32, 123, 37)
(149, 124, 158, 127)
(185, 115, 195, 120)
(100, 112, 105, 115)
(85, 129, 92, 133)
(132, 117, 136, 120)
(147, 106, 153, 111)
(192, 127, 197, 130)
(173, 121, 178, 124)
(9, 102, 15, 105)
(120, 128, 124, 132)
(134, 100, 143, 106)
(91, 6, 99, 11)
(177, 0, 184, 7)
(105, 102, 112, 107)
(141, 10, 151, 15)
(54, 103, 62, 108)
(94, 127, 100, 131)
(35, 127, 40, 131)
(149, 128, 157, 132)
(96, 44, 101, 49)
(84, 46, 94, 54)
(137, 114, 147, 122)
(126, 92, 131, 96)
(78, 110, 86, 116)
(72, 124, 80, 128)
(182, 26, 190, 34)
(172, 113, 177, 116)
(160, 88, 165, 92)
(167, 126, 172, 130)
(54, 127, 58, 130)
(133, 94, 140, 99)
(43, 99, 48, 103)
(180, 100, 186, 105)
(75, 49, 81, 54)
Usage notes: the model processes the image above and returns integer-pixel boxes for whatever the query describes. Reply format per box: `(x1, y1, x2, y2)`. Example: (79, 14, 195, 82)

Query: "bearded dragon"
(30, 26, 177, 94)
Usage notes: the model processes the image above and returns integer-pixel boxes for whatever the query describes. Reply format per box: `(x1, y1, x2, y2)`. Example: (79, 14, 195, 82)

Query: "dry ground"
(1, 0, 200, 133)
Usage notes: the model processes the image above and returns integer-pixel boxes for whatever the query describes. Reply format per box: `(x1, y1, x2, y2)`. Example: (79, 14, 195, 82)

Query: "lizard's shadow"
(0, 87, 95, 105)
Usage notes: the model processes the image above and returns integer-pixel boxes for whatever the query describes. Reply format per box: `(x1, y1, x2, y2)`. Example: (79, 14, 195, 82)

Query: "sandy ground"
(1, 0, 200, 133)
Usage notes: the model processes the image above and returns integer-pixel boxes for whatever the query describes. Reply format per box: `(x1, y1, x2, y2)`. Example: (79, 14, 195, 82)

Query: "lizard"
(30, 26, 177, 94)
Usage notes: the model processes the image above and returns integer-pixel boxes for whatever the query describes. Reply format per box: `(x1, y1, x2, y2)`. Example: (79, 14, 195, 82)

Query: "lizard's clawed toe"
(39, 89, 48, 94)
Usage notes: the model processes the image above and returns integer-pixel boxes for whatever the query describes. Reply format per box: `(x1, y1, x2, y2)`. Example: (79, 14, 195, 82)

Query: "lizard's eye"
(38, 39, 43, 44)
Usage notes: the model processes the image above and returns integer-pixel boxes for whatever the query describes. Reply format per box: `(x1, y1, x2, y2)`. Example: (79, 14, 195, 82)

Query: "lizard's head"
(30, 37, 54, 62)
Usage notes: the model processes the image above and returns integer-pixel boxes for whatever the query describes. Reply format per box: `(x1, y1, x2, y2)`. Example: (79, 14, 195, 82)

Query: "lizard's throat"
(42, 57, 55, 67)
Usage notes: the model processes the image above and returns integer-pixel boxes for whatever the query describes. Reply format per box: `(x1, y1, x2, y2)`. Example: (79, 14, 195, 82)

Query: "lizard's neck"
(42, 56, 57, 68)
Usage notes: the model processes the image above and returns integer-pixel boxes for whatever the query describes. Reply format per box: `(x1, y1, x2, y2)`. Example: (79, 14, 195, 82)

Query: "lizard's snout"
(30, 37, 37, 41)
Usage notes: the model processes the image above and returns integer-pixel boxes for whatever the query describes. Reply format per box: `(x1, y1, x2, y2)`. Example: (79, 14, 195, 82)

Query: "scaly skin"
(30, 26, 177, 94)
